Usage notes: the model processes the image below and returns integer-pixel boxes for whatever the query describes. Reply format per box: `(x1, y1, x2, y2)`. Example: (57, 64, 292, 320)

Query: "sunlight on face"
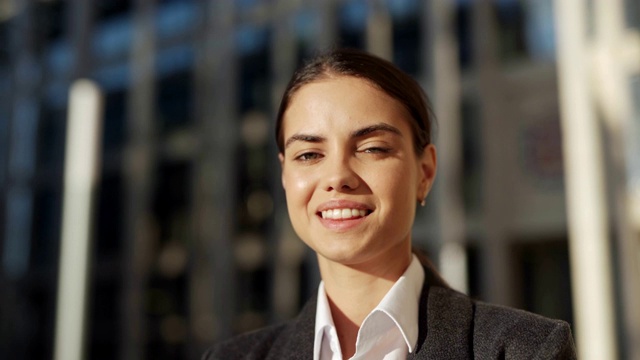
(279, 76, 436, 270)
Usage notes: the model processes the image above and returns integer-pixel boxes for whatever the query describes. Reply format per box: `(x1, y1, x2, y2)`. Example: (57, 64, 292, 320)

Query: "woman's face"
(279, 76, 436, 269)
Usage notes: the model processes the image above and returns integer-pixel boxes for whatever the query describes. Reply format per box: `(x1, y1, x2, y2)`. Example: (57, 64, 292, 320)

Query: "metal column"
(554, 0, 618, 358)
(121, 0, 158, 358)
(428, 0, 468, 294)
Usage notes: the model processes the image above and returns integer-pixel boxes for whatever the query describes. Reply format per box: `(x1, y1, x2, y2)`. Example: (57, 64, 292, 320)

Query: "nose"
(323, 156, 360, 192)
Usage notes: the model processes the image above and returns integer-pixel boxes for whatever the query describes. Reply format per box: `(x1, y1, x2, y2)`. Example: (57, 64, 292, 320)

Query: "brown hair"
(275, 48, 435, 155)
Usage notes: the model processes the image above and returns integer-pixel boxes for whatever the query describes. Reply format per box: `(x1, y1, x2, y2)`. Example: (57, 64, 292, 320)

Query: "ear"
(278, 152, 286, 188)
(417, 144, 437, 199)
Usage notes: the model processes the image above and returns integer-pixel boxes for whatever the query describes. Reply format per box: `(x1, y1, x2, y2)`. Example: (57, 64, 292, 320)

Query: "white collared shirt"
(313, 255, 425, 360)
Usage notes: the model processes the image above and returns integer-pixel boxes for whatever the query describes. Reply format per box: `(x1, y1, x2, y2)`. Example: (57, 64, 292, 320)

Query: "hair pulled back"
(275, 48, 434, 156)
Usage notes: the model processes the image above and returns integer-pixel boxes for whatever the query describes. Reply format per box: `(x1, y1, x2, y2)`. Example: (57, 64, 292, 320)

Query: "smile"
(320, 208, 371, 219)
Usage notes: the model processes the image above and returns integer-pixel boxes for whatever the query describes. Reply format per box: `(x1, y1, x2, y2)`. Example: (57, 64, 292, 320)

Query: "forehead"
(282, 76, 413, 135)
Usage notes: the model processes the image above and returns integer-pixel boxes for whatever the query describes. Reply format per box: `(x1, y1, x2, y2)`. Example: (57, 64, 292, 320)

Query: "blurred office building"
(0, 0, 638, 359)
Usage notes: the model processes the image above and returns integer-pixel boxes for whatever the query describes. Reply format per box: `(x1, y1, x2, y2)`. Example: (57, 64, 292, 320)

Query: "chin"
(314, 243, 383, 267)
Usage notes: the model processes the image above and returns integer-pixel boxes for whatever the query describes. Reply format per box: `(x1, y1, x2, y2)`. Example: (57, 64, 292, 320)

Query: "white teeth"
(321, 208, 369, 219)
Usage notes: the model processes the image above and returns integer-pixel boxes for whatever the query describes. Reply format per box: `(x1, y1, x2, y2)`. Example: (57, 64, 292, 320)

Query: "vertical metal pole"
(316, 0, 338, 50)
(189, 2, 216, 355)
(189, 0, 237, 355)
(2, 3, 41, 359)
(592, 1, 640, 358)
(190, 0, 238, 349)
(68, 0, 93, 79)
(366, 1, 392, 61)
(474, 0, 513, 306)
(428, 0, 468, 293)
(270, 0, 303, 323)
(121, 0, 157, 359)
(54, 80, 103, 360)
(553, 0, 618, 358)
(3, 0, 38, 283)
(209, 0, 238, 341)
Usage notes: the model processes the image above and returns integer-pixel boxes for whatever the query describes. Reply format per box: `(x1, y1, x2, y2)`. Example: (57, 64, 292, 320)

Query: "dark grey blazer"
(203, 280, 576, 359)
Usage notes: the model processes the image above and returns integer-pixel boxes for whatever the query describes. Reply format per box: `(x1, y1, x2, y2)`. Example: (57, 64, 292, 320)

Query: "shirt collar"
(313, 255, 425, 357)
(314, 281, 334, 360)
(374, 254, 425, 352)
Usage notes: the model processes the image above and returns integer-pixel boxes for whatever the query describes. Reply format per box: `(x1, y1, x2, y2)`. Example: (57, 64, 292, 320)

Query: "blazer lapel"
(272, 268, 475, 359)
(409, 284, 475, 359)
(266, 294, 317, 360)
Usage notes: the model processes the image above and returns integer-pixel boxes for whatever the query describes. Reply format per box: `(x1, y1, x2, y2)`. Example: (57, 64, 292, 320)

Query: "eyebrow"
(350, 123, 402, 138)
(284, 122, 402, 149)
(284, 134, 326, 149)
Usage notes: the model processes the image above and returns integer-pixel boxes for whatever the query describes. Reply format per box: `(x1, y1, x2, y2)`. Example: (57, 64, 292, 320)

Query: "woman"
(203, 48, 576, 359)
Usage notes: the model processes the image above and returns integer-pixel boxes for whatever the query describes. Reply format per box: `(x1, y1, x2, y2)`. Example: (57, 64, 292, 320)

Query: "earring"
(420, 199, 426, 207)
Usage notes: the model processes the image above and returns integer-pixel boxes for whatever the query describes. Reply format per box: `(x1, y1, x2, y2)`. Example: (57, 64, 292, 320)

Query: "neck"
(318, 249, 412, 358)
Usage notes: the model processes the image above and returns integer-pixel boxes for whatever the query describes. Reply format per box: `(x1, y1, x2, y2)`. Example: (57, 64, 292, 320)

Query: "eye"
(294, 152, 322, 161)
(362, 147, 391, 154)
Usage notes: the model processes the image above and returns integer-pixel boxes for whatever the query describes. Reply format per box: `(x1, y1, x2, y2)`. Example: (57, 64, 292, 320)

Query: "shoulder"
(201, 323, 289, 360)
(424, 286, 576, 359)
(202, 295, 317, 360)
(472, 300, 576, 359)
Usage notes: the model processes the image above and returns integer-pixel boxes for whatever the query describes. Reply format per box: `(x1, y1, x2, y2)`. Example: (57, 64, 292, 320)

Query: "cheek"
(283, 170, 315, 205)
(371, 162, 419, 199)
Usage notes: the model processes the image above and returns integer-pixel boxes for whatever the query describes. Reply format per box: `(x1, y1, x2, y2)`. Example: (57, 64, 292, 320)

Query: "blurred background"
(0, 0, 639, 359)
